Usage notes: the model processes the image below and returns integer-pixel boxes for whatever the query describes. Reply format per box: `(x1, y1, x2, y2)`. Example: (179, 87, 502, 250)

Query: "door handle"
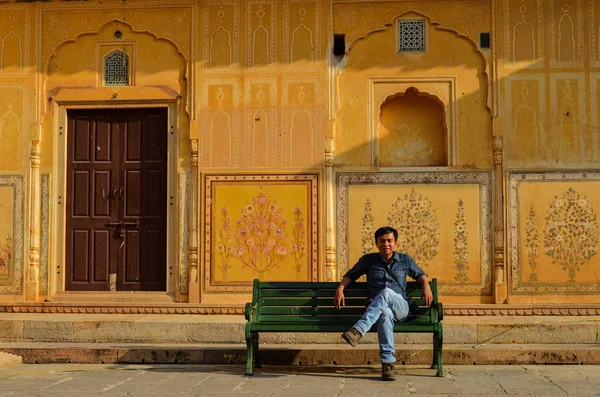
(119, 187, 124, 200)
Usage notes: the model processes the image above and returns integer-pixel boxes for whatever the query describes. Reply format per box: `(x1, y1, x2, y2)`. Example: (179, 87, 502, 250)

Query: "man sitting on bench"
(334, 226, 433, 381)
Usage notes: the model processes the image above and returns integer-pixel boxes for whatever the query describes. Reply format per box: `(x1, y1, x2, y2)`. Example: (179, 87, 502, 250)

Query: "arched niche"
(377, 87, 447, 167)
(370, 78, 458, 167)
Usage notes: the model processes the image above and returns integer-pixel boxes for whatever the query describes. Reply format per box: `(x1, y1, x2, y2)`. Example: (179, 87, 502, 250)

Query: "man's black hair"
(374, 226, 398, 242)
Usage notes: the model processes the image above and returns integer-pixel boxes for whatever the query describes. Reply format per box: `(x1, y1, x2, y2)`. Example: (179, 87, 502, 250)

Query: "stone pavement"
(0, 364, 599, 396)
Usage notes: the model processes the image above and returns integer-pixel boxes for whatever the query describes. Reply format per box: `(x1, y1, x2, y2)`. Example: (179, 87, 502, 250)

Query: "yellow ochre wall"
(0, 0, 598, 308)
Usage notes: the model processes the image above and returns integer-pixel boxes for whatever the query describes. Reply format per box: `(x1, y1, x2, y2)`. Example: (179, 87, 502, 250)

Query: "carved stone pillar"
(26, 140, 41, 301)
(493, 136, 507, 303)
(324, 137, 336, 281)
(188, 138, 200, 302)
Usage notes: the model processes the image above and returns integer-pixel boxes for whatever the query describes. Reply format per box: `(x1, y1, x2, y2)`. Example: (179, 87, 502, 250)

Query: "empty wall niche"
(377, 88, 447, 167)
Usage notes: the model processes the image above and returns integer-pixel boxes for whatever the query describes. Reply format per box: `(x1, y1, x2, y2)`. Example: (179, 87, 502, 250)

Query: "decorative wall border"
(2, 303, 600, 316)
(179, 171, 190, 296)
(549, 0, 584, 67)
(336, 171, 493, 295)
(503, 0, 544, 70)
(0, 175, 24, 294)
(201, 78, 241, 168)
(0, 5, 30, 77)
(504, 74, 546, 163)
(244, 0, 277, 69)
(284, 0, 322, 69)
(202, 0, 240, 72)
(203, 173, 319, 292)
(508, 171, 600, 294)
(244, 77, 278, 167)
(549, 73, 586, 162)
(39, 174, 50, 296)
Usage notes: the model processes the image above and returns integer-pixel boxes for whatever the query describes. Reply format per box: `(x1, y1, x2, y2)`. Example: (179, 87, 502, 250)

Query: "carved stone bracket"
(492, 135, 506, 303)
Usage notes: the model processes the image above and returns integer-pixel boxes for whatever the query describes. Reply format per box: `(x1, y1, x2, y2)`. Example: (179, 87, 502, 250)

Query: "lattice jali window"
(104, 51, 129, 86)
(398, 20, 425, 52)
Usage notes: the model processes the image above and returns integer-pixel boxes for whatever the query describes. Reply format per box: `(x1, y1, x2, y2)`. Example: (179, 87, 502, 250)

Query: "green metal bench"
(244, 278, 444, 376)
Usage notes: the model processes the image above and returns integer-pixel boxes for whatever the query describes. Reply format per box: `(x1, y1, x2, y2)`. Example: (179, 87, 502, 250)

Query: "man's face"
(376, 233, 397, 259)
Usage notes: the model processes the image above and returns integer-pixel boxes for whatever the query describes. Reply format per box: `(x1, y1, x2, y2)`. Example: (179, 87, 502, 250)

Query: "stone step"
(0, 351, 23, 369)
(1, 313, 599, 345)
(0, 343, 599, 366)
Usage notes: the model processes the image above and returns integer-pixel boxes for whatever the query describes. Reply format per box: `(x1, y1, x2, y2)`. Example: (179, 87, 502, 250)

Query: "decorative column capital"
(492, 135, 503, 165)
(190, 138, 199, 167)
(324, 137, 334, 167)
(30, 140, 41, 167)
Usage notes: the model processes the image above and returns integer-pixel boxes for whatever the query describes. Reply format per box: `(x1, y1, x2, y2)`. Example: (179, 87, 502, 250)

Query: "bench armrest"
(434, 302, 443, 322)
(245, 302, 255, 321)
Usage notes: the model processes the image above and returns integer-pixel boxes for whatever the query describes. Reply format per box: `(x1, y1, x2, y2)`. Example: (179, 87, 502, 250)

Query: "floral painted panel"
(338, 172, 492, 296)
(0, 176, 24, 294)
(204, 174, 318, 292)
(509, 172, 600, 294)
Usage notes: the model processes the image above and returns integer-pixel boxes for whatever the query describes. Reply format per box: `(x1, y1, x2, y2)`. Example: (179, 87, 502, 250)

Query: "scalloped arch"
(346, 10, 480, 52)
(46, 19, 188, 72)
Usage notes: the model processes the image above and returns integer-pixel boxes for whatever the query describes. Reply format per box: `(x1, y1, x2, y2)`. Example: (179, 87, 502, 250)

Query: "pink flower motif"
(235, 246, 245, 256)
(251, 246, 259, 254)
(263, 245, 273, 254)
(291, 244, 298, 251)
(257, 196, 266, 205)
(247, 239, 255, 246)
(221, 207, 229, 215)
(276, 246, 287, 255)
(295, 222, 303, 229)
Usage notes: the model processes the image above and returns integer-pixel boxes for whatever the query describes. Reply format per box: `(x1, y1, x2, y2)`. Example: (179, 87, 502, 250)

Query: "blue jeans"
(352, 287, 409, 363)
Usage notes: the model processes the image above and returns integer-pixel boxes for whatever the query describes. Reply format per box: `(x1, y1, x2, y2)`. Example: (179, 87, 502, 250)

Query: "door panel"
(66, 109, 167, 291)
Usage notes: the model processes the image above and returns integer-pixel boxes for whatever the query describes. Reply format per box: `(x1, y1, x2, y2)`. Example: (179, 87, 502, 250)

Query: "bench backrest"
(247, 279, 440, 326)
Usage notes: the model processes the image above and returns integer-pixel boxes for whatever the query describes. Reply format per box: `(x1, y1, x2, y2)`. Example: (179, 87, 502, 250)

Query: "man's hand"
(423, 284, 433, 307)
(334, 287, 345, 310)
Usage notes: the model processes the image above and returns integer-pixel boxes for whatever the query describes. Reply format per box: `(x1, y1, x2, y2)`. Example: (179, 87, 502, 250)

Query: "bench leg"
(431, 332, 438, 370)
(245, 326, 254, 376)
(436, 324, 444, 377)
(254, 334, 262, 368)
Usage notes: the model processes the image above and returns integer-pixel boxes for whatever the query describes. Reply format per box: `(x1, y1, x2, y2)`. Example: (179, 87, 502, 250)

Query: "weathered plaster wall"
(0, 0, 598, 309)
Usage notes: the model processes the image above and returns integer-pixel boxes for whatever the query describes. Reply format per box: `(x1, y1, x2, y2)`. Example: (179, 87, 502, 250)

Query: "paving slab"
(0, 364, 599, 396)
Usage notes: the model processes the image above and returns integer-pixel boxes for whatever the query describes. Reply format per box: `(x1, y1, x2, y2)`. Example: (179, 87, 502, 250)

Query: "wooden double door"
(65, 109, 168, 291)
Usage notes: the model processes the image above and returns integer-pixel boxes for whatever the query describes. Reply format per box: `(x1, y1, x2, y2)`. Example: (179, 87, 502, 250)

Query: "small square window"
(398, 20, 425, 52)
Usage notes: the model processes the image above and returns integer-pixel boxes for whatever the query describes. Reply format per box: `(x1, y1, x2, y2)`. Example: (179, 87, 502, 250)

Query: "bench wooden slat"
(260, 289, 424, 298)
(258, 307, 433, 316)
(249, 323, 439, 333)
(260, 297, 369, 306)
(256, 314, 435, 324)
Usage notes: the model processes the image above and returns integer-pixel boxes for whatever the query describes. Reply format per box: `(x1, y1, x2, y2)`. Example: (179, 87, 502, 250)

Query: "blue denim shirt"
(343, 252, 427, 301)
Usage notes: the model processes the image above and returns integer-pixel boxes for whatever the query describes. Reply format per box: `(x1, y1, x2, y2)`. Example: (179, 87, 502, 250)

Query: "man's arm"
(334, 276, 353, 310)
(416, 275, 433, 307)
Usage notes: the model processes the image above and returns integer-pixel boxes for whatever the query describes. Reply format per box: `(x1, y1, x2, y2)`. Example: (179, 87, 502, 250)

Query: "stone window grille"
(398, 20, 425, 52)
(104, 51, 129, 86)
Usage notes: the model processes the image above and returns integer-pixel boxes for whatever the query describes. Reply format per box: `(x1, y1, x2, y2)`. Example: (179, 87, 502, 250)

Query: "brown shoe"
(341, 327, 362, 347)
(381, 363, 396, 381)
